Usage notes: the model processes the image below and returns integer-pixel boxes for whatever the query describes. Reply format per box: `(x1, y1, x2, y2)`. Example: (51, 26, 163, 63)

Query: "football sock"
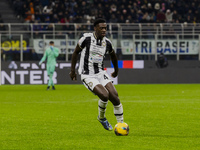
(48, 74, 53, 86)
(48, 79, 51, 86)
(51, 75, 54, 86)
(114, 103, 124, 122)
(98, 99, 108, 119)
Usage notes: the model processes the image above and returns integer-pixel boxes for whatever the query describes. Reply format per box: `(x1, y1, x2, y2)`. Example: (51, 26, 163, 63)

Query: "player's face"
(95, 23, 107, 39)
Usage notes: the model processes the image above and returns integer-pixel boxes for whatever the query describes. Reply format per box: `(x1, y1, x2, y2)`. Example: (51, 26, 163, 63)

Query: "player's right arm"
(39, 49, 47, 65)
(69, 44, 82, 80)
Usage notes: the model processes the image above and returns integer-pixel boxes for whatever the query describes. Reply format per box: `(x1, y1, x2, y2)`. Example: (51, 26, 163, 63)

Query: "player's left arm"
(52, 48, 59, 58)
(109, 49, 118, 78)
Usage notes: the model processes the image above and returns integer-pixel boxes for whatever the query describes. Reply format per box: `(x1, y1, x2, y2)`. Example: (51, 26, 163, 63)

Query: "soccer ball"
(114, 122, 129, 136)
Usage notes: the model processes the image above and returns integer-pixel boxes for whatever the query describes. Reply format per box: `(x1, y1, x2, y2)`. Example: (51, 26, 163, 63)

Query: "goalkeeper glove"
(39, 61, 42, 65)
(50, 46, 54, 51)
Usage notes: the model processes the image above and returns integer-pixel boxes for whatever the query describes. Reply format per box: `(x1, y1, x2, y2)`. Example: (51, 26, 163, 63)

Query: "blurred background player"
(70, 18, 124, 131)
(39, 41, 59, 90)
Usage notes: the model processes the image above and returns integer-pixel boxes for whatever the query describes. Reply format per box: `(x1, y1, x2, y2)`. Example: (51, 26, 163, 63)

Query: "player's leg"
(82, 76, 112, 130)
(105, 82, 120, 105)
(93, 84, 109, 119)
(93, 84, 113, 130)
(46, 65, 51, 90)
(48, 65, 56, 90)
(82, 77, 109, 119)
(100, 71, 124, 123)
(49, 74, 53, 85)
(105, 82, 124, 123)
(47, 75, 52, 90)
(93, 84, 109, 102)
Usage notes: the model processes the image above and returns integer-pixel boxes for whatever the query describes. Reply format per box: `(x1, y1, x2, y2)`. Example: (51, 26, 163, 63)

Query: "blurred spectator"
(13, 0, 24, 19)
(46, 23, 54, 32)
(40, 0, 49, 7)
(52, 14, 59, 23)
(186, 9, 193, 21)
(129, 9, 137, 22)
(156, 10, 166, 23)
(154, 3, 160, 11)
(133, 2, 139, 12)
(137, 10, 144, 22)
(161, 3, 166, 12)
(141, 4, 147, 14)
(147, 3, 153, 14)
(186, 15, 193, 23)
(111, 4, 117, 12)
(194, 10, 200, 22)
(53, 3, 60, 16)
(57, 11, 64, 22)
(172, 10, 178, 22)
(0, 18, 6, 32)
(0, 24, 6, 31)
(44, 16, 51, 24)
(109, 14, 118, 23)
(34, 3, 43, 21)
(19, 4, 29, 19)
(118, 15, 125, 23)
(156, 53, 168, 68)
(165, 9, 173, 23)
(141, 12, 151, 23)
(24, 2, 35, 23)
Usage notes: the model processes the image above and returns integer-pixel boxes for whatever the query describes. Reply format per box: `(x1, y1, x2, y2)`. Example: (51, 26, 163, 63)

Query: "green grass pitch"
(0, 84, 200, 149)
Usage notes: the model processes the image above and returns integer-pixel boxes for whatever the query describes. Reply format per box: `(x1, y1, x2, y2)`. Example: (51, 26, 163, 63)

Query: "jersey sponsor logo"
(90, 46, 104, 63)
(91, 52, 103, 57)
(90, 57, 103, 63)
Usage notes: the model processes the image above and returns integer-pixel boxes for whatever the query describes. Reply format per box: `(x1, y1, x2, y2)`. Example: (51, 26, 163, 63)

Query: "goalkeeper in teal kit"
(39, 41, 59, 90)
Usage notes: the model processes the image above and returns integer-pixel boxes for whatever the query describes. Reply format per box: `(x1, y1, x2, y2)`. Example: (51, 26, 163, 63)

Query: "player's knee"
(113, 97, 120, 105)
(100, 91, 109, 102)
(111, 91, 119, 99)
(109, 92, 120, 105)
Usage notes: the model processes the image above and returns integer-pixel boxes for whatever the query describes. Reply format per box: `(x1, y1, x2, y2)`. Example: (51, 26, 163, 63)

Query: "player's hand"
(39, 61, 42, 65)
(50, 46, 54, 51)
(69, 71, 77, 81)
(111, 71, 118, 78)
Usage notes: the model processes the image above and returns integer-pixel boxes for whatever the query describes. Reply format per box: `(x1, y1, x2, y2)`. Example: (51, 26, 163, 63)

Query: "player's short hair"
(94, 18, 106, 27)
(49, 41, 54, 44)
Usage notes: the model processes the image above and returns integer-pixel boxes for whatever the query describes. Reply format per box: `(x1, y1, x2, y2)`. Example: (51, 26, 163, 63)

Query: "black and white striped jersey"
(77, 32, 114, 75)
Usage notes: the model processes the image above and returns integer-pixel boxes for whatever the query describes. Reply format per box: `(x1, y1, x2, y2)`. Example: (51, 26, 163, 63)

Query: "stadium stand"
(0, 0, 200, 61)
(7, 0, 200, 24)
